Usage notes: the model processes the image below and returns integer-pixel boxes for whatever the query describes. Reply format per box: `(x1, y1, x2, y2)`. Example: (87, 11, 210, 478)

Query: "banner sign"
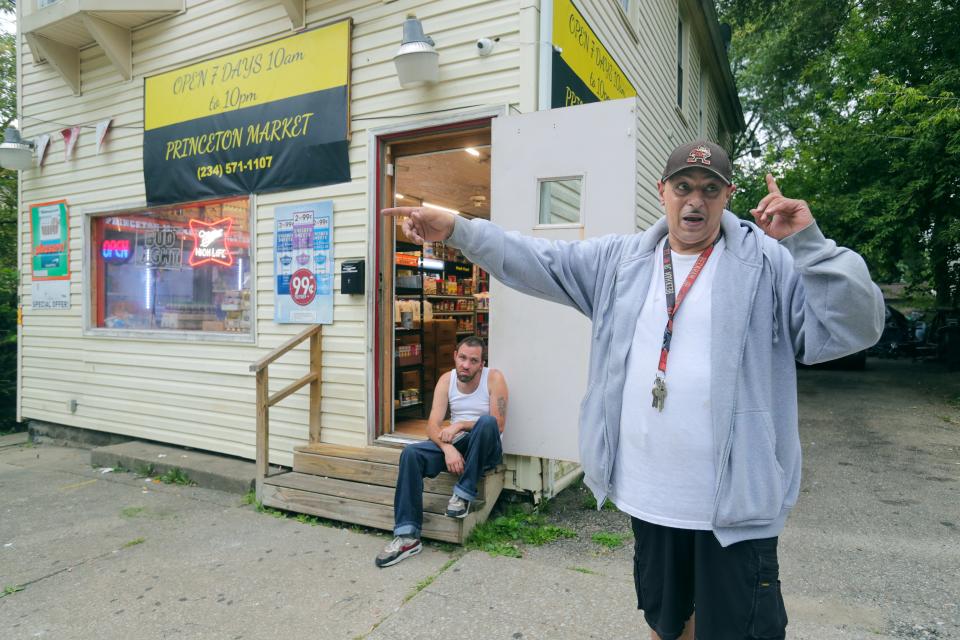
(144, 21, 352, 205)
(274, 201, 333, 324)
(551, 0, 637, 108)
(29, 199, 70, 281)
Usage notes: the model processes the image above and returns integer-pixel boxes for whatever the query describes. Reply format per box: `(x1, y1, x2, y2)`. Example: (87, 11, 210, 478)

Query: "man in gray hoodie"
(383, 140, 883, 640)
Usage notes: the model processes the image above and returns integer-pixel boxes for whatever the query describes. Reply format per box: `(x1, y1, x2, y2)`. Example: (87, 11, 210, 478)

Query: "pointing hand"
(749, 174, 815, 240)
(381, 206, 457, 245)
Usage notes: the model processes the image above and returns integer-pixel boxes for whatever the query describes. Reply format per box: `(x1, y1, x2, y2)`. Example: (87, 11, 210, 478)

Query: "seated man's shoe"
(446, 494, 471, 519)
(375, 536, 422, 568)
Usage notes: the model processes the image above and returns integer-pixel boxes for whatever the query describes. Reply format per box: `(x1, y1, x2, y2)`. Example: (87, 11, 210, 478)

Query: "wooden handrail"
(249, 324, 322, 373)
(269, 372, 319, 407)
(252, 325, 323, 500)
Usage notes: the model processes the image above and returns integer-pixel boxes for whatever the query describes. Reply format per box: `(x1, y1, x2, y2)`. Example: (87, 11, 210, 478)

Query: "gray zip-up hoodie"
(448, 210, 884, 546)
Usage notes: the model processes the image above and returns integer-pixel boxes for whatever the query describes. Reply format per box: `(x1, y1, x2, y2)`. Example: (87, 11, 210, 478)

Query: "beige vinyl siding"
(18, 0, 523, 466)
(573, 0, 737, 232)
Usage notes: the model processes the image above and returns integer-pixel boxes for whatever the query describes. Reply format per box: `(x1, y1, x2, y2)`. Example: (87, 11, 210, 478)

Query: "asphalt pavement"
(1, 357, 957, 639)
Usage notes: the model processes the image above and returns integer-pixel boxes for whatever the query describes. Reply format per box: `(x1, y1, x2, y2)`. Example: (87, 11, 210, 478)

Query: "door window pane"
(538, 177, 583, 225)
(92, 196, 252, 335)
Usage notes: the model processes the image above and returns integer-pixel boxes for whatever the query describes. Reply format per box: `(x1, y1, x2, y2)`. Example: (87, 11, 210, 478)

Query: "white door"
(491, 97, 639, 462)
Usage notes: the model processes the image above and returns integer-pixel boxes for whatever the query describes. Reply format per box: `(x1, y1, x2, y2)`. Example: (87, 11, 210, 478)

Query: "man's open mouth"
(682, 213, 705, 223)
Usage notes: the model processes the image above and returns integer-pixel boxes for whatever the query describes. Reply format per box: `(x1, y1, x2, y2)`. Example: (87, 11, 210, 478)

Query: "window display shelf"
(433, 311, 473, 316)
(426, 295, 474, 300)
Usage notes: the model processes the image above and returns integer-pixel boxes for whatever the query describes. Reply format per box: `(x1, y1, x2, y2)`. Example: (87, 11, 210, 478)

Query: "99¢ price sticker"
(290, 268, 317, 306)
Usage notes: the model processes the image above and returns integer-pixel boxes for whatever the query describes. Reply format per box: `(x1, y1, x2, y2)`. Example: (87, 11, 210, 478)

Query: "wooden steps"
(259, 443, 505, 544)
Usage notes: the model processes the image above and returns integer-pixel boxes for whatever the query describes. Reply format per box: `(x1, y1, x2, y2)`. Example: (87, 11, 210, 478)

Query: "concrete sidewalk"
(7, 353, 960, 640)
(0, 440, 928, 640)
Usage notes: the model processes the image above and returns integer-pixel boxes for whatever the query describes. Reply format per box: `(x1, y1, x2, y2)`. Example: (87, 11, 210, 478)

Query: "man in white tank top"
(376, 336, 509, 568)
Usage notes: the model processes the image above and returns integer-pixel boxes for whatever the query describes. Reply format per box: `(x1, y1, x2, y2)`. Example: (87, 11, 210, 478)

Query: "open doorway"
(376, 124, 492, 442)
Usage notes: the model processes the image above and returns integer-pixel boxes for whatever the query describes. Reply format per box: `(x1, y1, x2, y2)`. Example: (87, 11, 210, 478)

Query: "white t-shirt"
(610, 237, 724, 530)
(448, 367, 490, 424)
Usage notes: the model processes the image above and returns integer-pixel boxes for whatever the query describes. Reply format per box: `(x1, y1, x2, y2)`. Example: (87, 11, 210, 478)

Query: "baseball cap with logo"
(661, 140, 733, 185)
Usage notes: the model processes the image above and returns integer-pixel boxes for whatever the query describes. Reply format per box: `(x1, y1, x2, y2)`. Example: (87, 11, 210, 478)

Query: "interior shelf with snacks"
(391, 240, 491, 423)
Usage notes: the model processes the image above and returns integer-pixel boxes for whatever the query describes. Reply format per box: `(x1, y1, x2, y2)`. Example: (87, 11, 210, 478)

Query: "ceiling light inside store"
(464, 147, 480, 157)
(396, 194, 406, 199)
(423, 201, 460, 215)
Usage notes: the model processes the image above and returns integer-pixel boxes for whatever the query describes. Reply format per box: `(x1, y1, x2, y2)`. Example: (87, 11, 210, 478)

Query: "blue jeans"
(393, 415, 503, 538)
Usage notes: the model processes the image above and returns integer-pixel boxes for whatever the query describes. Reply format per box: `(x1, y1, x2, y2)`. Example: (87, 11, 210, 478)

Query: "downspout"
(536, 0, 552, 111)
(15, 2, 23, 425)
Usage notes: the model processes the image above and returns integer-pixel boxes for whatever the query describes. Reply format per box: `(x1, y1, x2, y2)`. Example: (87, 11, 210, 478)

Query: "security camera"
(476, 38, 495, 57)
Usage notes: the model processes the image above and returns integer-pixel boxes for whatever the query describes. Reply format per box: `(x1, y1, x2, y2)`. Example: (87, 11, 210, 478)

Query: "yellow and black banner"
(551, 0, 636, 108)
(144, 21, 351, 205)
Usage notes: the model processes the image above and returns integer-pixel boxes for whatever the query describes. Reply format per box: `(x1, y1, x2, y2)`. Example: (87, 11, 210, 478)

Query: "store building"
(14, 0, 743, 538)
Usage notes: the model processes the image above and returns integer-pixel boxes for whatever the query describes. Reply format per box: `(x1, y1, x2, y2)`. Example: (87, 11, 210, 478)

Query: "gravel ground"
(510, 357, 960, 638)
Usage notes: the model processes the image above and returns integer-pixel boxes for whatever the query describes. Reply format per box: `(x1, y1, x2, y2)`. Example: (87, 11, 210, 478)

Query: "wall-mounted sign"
(189, 218, 233, 267)
(274, 201, 333, 324)
(29, 199, 69, 281)
(143, 21, 352, 205)
(101, 239, 132, 264)
(31, 280, 70, 311)
(551, 0, 637, 108)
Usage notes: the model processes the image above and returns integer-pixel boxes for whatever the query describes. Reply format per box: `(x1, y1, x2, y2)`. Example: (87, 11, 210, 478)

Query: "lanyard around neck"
(656, 235, 720, 377)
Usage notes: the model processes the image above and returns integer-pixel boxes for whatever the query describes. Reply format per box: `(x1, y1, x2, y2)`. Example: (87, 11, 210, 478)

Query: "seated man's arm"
(487, 369, 508, 433)
(426, 373, 464, 474)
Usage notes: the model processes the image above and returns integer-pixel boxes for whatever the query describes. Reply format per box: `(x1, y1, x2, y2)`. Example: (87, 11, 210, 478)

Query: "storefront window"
(90, 196, 252, 336)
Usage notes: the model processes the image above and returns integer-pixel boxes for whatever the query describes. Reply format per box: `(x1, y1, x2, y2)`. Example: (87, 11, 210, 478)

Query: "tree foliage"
(717, 0, 960, 306)
(0, 0, 16, 431)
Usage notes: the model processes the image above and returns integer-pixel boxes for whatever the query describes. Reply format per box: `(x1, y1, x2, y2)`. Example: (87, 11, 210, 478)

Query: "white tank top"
(448, 367, 490, 424)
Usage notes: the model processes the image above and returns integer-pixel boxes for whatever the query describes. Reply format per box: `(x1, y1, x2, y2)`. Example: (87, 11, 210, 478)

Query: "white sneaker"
(446, 494, 470, 518)
(374, 536, 422, 568)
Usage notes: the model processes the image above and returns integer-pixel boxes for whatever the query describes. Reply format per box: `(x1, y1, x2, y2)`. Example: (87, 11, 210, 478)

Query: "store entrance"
(376, 124, 492, 441)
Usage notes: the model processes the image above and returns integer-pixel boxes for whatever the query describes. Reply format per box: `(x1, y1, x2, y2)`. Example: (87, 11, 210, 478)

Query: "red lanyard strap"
(656, 236, 720, 376)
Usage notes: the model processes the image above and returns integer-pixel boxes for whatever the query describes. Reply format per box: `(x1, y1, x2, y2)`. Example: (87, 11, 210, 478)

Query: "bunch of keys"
(651, 376, 667, 412)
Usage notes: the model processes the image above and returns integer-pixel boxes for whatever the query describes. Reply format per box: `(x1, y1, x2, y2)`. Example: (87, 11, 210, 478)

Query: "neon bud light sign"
(101, 239, 131, 264)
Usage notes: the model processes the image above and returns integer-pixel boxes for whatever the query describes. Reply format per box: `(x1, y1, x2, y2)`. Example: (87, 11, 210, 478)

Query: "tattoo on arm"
(497, 396, 507, 419)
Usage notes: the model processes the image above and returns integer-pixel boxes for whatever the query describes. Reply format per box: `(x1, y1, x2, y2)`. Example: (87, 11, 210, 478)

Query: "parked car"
(867, 304, 911, 358)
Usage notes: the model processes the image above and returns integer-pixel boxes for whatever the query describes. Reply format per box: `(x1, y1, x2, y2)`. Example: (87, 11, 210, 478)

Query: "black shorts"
(631, 518, 788, 640)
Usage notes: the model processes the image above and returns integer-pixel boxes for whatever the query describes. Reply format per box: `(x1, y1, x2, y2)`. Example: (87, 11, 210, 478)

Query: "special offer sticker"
(289, 268, 317, 306)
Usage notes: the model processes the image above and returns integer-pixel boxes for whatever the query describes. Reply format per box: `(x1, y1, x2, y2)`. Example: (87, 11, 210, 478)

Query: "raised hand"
(749, 174, 815, 240)
(381, 206, 457, 245)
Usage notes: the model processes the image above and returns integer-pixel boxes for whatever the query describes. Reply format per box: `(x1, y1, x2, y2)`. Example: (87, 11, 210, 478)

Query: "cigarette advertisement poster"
(144, 21, 352, 206)
(29, 199, 70, 281)
(274, 201, 333, 324)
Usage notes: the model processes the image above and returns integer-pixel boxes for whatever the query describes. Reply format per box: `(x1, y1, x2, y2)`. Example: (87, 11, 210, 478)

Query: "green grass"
(241, 489, 257, 505)
(581, 494, 618, 511)
(404, 558, 458, 603)
(120, 506, 145, 518)
(569, 566, 599, 575)
(591, 531, 628, 549)
(1, 585, 24, 598)
(465, 506, 576, 557)
(122, 537, 145, 548)
(134, 463, 156, 478)
(158, 467, 195, 486)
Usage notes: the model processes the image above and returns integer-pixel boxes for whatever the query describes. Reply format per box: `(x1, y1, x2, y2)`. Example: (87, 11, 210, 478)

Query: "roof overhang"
(22, 0, 185, 95)
(689, 0, 746, 134)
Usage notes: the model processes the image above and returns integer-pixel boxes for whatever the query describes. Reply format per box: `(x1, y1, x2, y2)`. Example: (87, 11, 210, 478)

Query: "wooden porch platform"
(260, 443, 505, 544)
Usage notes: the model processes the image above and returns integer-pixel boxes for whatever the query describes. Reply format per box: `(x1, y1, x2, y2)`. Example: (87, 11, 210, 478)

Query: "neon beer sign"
(189, 218, 233, 267)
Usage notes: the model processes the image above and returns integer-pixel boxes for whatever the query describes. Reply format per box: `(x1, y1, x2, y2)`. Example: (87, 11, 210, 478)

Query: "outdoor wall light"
(0, 126, 36, 170)
(394, 16, 439, 88)
(749, 137, 762, 158)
